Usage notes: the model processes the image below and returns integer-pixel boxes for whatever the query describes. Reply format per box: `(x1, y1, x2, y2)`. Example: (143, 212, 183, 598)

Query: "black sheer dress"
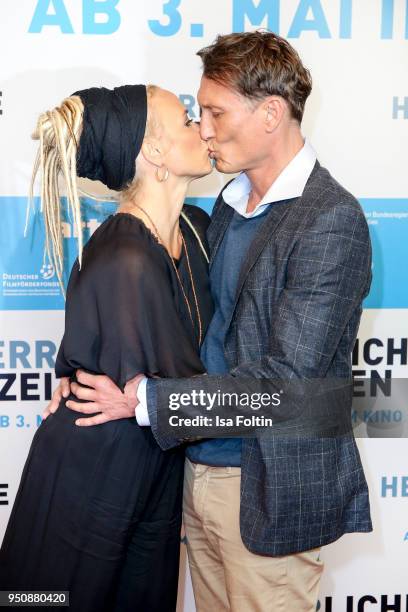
(0, 204, 213, 612)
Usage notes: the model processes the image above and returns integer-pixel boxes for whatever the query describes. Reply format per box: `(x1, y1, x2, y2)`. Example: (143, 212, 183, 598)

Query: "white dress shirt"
(135, 139, 317, 425)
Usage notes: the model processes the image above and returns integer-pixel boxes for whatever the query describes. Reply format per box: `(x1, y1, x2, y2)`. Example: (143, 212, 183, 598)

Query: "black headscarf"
(72, 85, 147, 191)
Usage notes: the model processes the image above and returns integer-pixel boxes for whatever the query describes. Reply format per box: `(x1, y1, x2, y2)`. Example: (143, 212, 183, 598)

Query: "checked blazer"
(147, 160, 373, 556)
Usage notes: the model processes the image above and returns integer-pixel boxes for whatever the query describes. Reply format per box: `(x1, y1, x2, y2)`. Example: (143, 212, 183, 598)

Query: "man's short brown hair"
(197, 31, 312, 123)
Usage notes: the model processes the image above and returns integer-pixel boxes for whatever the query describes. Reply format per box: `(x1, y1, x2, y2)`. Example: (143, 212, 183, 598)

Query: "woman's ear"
(140, 137, 163, 167)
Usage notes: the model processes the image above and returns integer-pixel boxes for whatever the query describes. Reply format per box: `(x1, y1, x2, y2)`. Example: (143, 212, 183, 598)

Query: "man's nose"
(199, 115, 215, 141)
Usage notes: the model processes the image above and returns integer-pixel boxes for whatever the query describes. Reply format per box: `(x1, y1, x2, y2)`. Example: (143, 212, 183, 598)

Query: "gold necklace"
(132, 204, 202, 345)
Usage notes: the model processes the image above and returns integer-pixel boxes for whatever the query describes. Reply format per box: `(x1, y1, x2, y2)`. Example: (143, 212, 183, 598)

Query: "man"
(49, 32, 372, 611)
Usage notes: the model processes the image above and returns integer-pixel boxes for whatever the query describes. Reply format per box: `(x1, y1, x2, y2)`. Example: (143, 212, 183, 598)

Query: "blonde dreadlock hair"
(29, 95, 84, 294)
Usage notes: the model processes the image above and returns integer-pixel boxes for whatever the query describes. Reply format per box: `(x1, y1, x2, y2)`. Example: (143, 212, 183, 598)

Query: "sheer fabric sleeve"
(56, 231, 205, 391)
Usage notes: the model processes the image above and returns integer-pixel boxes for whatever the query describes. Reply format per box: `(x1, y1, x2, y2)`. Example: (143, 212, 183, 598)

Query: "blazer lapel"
(228, 199, 295, 324)
(232, 160, 321, 306)
(208, 201, 234, 268)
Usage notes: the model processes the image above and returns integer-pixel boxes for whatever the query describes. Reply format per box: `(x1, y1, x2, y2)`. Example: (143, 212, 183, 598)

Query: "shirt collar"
(222, 140, 317, 219)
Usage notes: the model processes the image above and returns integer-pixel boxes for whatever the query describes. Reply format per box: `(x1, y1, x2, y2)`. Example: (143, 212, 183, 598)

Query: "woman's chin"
(188, 157, 215, 181)
(203, 159, 214, 175)
(192, 163, 213, 180)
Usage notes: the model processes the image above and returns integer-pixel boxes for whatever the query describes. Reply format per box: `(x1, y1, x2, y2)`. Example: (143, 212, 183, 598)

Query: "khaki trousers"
(183, 459, 324, 612)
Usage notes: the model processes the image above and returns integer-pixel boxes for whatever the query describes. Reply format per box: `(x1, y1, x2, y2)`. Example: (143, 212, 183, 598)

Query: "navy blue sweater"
(186, 206, 272, 466)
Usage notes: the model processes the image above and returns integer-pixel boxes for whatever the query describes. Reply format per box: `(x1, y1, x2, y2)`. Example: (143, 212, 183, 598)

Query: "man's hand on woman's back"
(42, 377, 71, 420)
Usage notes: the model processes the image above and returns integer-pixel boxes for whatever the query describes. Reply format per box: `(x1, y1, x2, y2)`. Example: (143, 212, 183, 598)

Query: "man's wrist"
(135, 377, 150, 426)
(124, 377, 141, 415)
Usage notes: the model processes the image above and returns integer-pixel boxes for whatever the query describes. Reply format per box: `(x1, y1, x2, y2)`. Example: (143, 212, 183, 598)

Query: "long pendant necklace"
(132, 204, 203, 346)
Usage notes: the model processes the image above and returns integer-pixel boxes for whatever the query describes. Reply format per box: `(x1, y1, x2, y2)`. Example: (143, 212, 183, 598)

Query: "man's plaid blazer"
(147, 160, 373, 555)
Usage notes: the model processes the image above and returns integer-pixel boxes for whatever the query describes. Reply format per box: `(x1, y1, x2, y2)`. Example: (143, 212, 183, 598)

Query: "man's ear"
(263, 96, 286, 133)
(140, 137, 163, 167)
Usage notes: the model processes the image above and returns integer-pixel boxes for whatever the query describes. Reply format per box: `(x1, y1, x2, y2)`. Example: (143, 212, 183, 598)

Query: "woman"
(0, 84, 213, 611)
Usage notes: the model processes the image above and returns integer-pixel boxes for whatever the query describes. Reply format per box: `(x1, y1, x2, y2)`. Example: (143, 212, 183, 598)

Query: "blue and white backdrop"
(0, 1, 407, 610)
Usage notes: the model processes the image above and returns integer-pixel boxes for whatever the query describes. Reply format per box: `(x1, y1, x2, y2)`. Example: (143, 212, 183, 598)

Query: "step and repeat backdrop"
(1, 1, 407, 610)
